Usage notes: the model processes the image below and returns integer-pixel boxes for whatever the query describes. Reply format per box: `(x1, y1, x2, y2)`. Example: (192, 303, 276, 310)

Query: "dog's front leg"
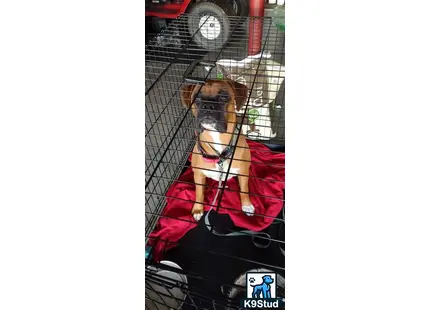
(238, 171, 255, 216)
(192, 169, 206, 221)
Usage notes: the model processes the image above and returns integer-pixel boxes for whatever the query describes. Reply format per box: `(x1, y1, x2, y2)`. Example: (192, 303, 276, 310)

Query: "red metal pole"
(248, 0, 265, 56)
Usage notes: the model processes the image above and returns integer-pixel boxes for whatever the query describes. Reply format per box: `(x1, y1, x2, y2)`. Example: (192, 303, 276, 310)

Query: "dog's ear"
(227, 80, 249, 111)
(180, 84, 197, 109)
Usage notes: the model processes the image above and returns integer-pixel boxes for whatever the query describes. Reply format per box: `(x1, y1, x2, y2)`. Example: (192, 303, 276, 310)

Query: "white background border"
(1, 0, 430, 309)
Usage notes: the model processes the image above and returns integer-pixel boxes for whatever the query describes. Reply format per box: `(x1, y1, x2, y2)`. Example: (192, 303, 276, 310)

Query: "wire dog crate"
(145, 13, 285, 310)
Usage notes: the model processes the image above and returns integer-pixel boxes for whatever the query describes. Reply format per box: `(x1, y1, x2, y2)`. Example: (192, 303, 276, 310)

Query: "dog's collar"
(196, 126, 240, 164)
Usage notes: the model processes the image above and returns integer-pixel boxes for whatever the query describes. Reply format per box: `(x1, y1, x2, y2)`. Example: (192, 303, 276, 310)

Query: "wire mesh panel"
(146, 13, 285, 310)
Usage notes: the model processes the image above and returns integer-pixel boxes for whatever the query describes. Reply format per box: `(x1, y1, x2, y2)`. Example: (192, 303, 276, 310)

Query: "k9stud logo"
(241, 272, 285, 309)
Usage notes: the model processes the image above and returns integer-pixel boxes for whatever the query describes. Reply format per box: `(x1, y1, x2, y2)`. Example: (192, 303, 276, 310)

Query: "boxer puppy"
(180, 79, 254, 221)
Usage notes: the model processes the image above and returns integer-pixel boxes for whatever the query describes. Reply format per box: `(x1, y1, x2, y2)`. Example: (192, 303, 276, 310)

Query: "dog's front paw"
(192, 204, 204, 222)
(193, 212, 203, 221)
(242, 204, 255, 216)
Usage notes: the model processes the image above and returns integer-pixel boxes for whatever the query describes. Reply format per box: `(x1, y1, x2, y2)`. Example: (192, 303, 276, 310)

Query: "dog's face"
(180, 80, 248, 133)
(262, 275, 274, 284)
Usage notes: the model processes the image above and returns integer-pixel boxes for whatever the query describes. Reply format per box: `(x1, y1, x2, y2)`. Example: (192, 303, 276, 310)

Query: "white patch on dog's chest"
(201, 160, 240, 181)
(208, 131, 224, 154)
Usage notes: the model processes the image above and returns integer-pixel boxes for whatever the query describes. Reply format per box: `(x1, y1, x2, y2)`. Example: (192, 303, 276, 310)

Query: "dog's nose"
(202, 103, 213, 109)
(202, 103, 216, 114)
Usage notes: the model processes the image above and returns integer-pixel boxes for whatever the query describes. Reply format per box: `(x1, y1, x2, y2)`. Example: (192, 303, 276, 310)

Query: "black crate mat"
(163, 206, 285, 310)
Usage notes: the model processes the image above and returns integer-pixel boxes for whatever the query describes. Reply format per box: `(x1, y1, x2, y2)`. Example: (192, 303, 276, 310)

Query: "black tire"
(231, 0, 250, 17)
(187, 1, 235, 51)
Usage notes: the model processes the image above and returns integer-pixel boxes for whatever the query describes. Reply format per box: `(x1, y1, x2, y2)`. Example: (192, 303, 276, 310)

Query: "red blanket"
(148, 140, 285, 262)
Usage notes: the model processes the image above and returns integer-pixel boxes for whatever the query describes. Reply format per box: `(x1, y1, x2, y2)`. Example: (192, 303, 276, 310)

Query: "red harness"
(203, 157, 220, 163)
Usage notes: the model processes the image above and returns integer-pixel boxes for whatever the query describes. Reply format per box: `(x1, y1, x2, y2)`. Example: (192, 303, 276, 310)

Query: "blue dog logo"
(250, 275, 274, 299)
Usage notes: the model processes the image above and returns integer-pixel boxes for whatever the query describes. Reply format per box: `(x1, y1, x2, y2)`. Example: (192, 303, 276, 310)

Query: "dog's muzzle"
(198, 116, 227, 133)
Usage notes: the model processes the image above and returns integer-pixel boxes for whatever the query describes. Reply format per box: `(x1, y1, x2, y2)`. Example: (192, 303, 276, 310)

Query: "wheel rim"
(198, 15, 221, 40)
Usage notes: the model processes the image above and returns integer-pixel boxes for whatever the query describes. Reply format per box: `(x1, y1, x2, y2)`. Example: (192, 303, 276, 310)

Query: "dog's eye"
(219, 94, 229, 102)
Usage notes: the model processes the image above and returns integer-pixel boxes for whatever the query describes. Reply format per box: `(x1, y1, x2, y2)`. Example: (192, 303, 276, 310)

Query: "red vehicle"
(146, 0, 250, 50)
